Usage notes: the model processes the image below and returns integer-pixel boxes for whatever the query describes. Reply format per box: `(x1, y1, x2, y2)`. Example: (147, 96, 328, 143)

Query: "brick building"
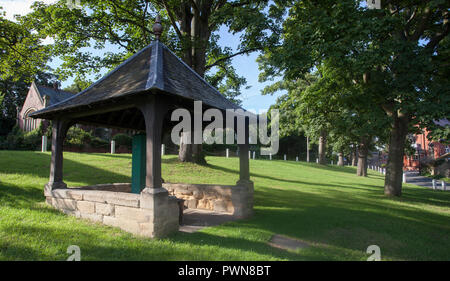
(18, 81, 74, 132)
(403, 119, 450, 171)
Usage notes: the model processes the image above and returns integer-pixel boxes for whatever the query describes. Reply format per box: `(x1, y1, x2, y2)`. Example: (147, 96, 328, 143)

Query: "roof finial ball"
(153, 14, 163, 41)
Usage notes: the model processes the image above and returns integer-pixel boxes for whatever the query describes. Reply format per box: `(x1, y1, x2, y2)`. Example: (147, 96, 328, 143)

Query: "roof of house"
(33, 82, 74, 107)
(31, 41, 242, 119)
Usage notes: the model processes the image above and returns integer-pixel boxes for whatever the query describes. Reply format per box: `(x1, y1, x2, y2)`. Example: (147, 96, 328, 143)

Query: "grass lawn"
(0, 150, 449, 261)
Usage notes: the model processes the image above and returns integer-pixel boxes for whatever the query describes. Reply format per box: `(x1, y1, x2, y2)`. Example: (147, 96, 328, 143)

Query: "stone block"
(139, 222, 155, 237)
(186, 199, 197, 209)
(104, 192, 140, 207)
(96, 203, 114, 216)
(192, 190, 203, 199)
(197, 199, 212, 210)
(77, 201, 95, 214)
(44, 185, 52, 197)
(103, 216, 140, 234)
(213, 200, 228, 213)
(52, 189, 83, 200)
(115, 206, 152, 222)
(52, 198, 77, 211)
(45, 197, 52, 206)
(82, 190, 107, 203)
(140, 187, 168, 210)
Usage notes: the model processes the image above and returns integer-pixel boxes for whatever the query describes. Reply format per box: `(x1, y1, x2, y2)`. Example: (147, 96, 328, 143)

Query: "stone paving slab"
(268, 234, 310, 251)
(179, 209, 237, 233)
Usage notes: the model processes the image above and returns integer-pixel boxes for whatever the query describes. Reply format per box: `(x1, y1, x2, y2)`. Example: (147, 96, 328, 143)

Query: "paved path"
(179, 209, 237, 233)
(404, 171, 448, 191)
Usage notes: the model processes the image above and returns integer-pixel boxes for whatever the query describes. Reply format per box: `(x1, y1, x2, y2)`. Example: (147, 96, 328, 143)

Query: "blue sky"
(1, 0, 283, 112)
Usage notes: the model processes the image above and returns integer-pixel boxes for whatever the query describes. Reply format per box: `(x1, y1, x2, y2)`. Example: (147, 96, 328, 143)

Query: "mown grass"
(0, 150, 449, 261)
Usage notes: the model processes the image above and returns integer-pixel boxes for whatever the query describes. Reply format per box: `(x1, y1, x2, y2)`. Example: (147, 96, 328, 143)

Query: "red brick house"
(17, 81, 134, 153)
(403, 119, 450, 171)
(18, 81, 74, 132)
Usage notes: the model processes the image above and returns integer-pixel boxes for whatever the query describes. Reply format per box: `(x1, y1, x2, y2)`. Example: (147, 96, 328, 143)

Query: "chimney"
(43, 95, 51, 108)
(53, 82, 59, 90)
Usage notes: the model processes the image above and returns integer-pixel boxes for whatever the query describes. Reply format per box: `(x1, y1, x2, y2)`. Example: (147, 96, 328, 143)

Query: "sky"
(0, 0, 283, 112)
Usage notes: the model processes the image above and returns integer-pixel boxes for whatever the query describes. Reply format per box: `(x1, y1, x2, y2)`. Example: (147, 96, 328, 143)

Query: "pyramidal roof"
(31, 41, 241, 119)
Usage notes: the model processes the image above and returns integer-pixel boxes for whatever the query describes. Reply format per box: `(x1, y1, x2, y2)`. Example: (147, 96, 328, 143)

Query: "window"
(24, 109, 37, 132)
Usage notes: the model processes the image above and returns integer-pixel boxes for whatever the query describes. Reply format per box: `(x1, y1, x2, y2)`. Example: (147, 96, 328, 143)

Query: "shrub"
(112, 133, 132, 148)
(22, 129, 41, 150)
(0, 125, 42, 150)
(65, 127, 92, 148)
(89, 136, 109, 149)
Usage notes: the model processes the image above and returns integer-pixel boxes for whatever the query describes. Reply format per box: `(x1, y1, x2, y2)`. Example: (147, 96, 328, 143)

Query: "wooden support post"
(238, 117, 250, 183)
(132, 134, 146, 194)
(139, 96, 168, 190)
(46, 119, 70, 190)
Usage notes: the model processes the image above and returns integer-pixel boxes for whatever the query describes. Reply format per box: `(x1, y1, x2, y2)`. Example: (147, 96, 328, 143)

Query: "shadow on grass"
(250, 186, 450, 260)
(1, 151, 449, 260)
(0, 221, 305, 261)
(0, 151, 130, 186)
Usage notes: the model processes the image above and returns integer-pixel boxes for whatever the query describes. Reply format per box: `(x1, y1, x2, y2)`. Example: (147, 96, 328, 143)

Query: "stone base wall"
(44, 184, 179, 238)
(163, 181, 253, 218)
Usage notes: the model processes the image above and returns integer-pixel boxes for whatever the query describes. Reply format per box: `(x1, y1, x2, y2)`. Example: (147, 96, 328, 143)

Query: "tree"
(264, 73, 326, 163)
(0, 7, 53, 135)
(27, 0, 284, 163)
(259, 0, 450, 196)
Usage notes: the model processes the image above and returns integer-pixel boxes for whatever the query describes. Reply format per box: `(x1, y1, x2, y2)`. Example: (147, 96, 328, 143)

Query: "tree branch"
(205, 47, 260, 70)
(162, 0, 183, 40)
(411, 6, 432, 41)
(425, 10, 449, 50)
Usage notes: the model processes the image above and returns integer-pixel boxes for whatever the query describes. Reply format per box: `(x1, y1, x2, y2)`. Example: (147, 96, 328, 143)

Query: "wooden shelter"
(31, 16, 253, 238)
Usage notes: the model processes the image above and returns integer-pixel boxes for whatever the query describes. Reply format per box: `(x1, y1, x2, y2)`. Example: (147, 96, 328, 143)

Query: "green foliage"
(65, 127, 92, 148)
(0, 125, 41, 150)
(112, 133, 132, 148)
(0, 8, 51, 83)
(25, 0, 284, 103)
(65, 127, 108, 149)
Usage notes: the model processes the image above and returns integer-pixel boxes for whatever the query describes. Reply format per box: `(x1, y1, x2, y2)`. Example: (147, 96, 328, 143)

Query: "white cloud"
(0, 0, 58, 21)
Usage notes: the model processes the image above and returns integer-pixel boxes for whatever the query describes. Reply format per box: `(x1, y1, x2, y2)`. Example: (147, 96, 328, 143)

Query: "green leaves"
(0, 11, 51, 83)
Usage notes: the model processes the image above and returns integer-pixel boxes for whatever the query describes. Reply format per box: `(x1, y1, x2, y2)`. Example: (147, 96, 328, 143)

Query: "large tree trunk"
(178, 131, 192, 162)
(318, 130, 327, 165)
(337, 152, 344, 166)
(384, 115, 409, 196)
(356, 137, 369, 176)
(177, 4, 210, 164)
